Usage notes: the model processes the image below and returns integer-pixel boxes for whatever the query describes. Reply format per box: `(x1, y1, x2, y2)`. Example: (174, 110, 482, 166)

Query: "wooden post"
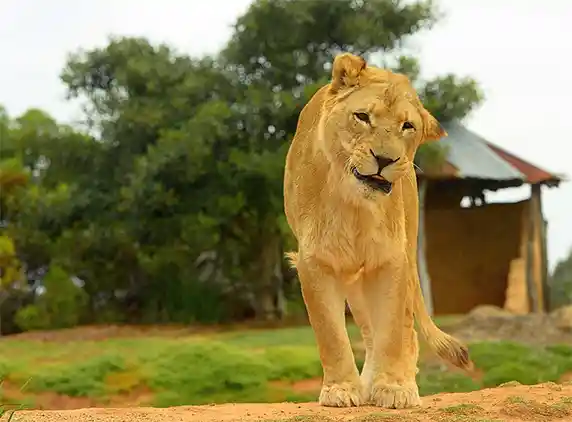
(532, 184, 550, 312)
(417, 179, 434, 316)
(525, 189, 540, 313)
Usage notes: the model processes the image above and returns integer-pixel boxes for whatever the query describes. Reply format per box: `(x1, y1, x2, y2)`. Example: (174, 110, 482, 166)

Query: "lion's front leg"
(363, 265, 421, 409)
(345, 284, 374, 398)
(297, 259, 363, 407)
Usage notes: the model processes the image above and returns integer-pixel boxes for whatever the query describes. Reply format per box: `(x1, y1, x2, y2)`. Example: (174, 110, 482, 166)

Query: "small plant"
(0, 378, 32, 421)
(442, 403, 484, 414)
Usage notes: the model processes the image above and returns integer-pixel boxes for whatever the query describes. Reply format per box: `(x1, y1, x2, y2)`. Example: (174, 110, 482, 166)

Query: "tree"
(0, 235, 26, 334)
(60, 39, 240, 322)
(3, 0, 486, 327)
(550, 249, 572, 309)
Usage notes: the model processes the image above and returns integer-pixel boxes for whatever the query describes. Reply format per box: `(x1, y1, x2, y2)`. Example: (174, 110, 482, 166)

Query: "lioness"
(283, 53, 472, 409)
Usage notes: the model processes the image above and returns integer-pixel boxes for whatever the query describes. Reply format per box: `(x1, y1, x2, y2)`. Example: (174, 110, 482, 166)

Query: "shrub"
(470, 341, 570, 387)
(264, 346, 322, 381)
(14, 305, 48, 332)
(28, 354, 125, 397)
(15, 265, 88, 331)
(144, 340, 272, 406)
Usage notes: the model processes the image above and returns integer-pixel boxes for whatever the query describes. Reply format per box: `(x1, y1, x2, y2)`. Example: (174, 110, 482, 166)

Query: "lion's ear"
(329, 53, 366, 94)
(421, 110, 447, 143)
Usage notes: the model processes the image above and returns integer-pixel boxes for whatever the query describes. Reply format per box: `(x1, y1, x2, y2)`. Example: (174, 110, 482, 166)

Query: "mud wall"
(424, 192, 525, 315)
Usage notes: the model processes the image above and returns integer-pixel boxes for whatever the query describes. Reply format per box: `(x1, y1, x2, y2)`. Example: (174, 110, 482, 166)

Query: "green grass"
(0, 379, 34, 421)
(0, 323, 570, 409)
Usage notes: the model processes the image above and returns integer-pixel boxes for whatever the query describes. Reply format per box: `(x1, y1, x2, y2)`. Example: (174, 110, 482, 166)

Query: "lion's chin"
(351, 167, 393, 194)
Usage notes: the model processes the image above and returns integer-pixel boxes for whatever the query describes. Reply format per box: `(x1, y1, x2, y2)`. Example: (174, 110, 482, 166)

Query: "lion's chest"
(305, 200, 407, 276)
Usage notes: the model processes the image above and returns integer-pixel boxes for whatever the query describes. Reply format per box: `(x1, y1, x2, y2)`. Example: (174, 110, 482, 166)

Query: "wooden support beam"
(532, 184, 550, 312)
(525, 188, 540, 313)
(417, 179, 434, 316)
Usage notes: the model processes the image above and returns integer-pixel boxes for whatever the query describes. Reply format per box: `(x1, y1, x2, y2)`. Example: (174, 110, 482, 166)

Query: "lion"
(283, 53, 473, 409)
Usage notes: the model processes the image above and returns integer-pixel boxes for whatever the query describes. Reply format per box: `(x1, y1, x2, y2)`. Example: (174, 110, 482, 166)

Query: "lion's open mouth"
(351, 167, 392, 194)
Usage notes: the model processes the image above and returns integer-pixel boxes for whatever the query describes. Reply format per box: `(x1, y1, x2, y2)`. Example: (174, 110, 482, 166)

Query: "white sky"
(1, 0, 571, 270)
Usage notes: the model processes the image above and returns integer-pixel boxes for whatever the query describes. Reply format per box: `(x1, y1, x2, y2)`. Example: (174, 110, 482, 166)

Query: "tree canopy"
(0, 0, 485, 333)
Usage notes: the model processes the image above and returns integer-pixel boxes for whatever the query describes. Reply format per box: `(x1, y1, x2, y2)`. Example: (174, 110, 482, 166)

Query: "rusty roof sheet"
(436, 120, 561, 185)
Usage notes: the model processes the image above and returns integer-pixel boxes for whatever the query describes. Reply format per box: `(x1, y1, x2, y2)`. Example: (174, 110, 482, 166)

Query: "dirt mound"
(4, 383, 571, 422)
(447, 306, 572, 345)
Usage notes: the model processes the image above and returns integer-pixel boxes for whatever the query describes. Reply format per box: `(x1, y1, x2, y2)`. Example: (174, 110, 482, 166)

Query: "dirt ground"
(4, 383, 572, 422)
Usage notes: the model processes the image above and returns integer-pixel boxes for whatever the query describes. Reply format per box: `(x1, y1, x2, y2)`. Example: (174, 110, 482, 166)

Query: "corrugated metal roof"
(440, 121, 525, 180)
(485, 141, 558, 184)
(432, 120, 562, 185)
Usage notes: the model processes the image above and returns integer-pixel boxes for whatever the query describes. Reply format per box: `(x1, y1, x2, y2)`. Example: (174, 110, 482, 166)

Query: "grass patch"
(0, 325, 571, 408)
(26, 353, 125, 397)
(264, 346, 322, 381)
(418, 368, 481, 396)
(470, 341, 572, 387)
(441, 403, 484, 415)
(0, 379, 34, 421)
(144, 339, 273, 407)
(501, 395, 572, 419)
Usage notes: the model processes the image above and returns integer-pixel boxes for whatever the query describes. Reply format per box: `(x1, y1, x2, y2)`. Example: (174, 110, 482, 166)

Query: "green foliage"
(1, 0, 484, 330)
(418, 370, 480, 396)
(13, 305, 48, 332)
(42, 265, 88, 329)
(27, 354, 125, 397)
(0, 358, 13, 380)
(144, 340, 273, 406)
(469, 341, 572, 387)
(1, 326, 572, 406)
(0, 236, 24, 290)
(550, 249, 572, 308)
(263, 346, 322, 381)
(14, 265, 87, 331)
(420, 341, 572, 395)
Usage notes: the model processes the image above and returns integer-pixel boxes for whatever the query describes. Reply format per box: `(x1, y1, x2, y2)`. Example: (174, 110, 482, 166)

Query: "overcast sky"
(1, 0, 570, 269)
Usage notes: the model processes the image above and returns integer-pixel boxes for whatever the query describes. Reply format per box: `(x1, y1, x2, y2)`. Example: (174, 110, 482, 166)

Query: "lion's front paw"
(319, 381, 363, 407)
(369, 382, 421, 409)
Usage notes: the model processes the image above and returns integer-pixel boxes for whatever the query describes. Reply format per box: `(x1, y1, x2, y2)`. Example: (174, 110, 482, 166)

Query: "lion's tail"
(285, 250, 471, 371)
(413, 281, 474, 372)
(284, 251, 299, 269)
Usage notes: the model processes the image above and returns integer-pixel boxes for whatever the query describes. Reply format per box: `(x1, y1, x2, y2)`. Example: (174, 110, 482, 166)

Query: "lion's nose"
(370, 150, 399, 173)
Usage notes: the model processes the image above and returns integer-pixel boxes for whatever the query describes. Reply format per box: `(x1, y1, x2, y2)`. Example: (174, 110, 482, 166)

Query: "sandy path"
(3, 383, 572, 422)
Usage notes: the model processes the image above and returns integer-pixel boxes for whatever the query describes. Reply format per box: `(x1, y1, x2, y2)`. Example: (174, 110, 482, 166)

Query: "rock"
(468, 305, 512, 319)
(551, 305, 572, 331)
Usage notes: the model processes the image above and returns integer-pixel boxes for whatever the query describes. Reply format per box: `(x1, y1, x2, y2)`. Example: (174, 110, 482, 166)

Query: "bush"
(15, 265, 88, 331)
(28, 354, 125, 397)
(264, 346, 322, 381)
(418, 370, 480, 396)
(14, 305, 49, 331)
(41, 265, 88, 329)
(143, 340, 272, 406)
(469, 341, 572, 388)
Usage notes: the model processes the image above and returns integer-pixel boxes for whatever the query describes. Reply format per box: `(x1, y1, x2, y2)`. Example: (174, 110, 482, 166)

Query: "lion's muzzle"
(351, 150, 398, 194)
(351, 166, 393, 194)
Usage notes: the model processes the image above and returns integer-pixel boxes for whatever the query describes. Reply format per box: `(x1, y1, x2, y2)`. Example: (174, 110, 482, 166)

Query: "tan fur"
(283, 53, 472, 409)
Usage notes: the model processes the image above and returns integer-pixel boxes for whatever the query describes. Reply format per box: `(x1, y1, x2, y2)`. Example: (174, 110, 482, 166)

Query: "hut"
(417, 120, 563, 316)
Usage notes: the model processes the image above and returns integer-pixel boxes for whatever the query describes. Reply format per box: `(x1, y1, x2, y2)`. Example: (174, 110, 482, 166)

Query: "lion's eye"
(402, 121, 415, 131)
(354, 112, 370, 124)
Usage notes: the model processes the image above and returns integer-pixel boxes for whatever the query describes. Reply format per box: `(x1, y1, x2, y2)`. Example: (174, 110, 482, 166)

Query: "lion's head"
(317, 53, 446, 195)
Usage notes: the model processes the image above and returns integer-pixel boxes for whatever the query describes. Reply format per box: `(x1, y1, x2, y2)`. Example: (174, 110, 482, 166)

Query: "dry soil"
(4, 382, 572, 422)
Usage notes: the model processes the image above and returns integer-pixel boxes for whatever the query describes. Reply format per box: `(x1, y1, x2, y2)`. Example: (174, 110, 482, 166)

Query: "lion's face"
(318, 54, 446, 196)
